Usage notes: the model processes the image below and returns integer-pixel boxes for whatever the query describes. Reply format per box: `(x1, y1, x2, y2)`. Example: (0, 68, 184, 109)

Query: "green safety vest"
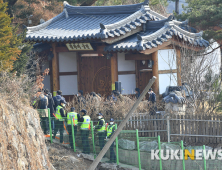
(33, 99, 37, 106)
(67, 112, 78, 125)
(97, 118, 106, 132)
(80, 115, 91, 130)
(56, 105, 65, 121)
(107, 124, 115, 137)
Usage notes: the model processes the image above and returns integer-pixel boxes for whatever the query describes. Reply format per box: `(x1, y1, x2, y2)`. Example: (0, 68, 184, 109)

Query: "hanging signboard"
(66, 43, 93, 51)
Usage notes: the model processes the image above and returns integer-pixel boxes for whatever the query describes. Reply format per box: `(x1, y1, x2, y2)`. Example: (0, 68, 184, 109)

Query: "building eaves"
(99, 5, 169, 39)
(104, 19, 209, 52)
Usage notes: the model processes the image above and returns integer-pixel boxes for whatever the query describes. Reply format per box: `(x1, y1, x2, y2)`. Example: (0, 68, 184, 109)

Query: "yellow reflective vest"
(67, 112, 78, 125)
(97, 118, 106, 132)
(107, 124, 115, 137)
(55, 105, 65, 120)
(80, 115, 91, 130)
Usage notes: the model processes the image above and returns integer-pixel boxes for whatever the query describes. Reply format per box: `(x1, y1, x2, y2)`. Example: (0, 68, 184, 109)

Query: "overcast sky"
(167, 0, 187, 14)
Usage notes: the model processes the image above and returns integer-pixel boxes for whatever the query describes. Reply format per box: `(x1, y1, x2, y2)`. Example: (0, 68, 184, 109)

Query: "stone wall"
(0, 101, 51, 169)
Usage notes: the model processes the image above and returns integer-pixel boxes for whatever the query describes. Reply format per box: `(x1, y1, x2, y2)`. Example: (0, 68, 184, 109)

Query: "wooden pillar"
(135, 60, 139, 88)
(111, 53, 118, 91)
(176, 48, 182, 86)
(152, 51, 159, 97)
(77, 53, 81, 92)
(52, 43, 59, 96)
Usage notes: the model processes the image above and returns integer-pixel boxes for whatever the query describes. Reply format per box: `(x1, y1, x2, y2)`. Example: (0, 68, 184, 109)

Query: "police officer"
(53, 100, 66, 144)
(67, 107, 80, 149)
(106, 118, 116, 163)
(79, 109, 91, 154)
(95, 113, 106, 151)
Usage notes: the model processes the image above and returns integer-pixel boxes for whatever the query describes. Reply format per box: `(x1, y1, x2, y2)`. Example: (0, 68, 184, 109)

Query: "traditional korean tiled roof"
(25, 0, 166, 42)
(26, 0, 209, 51)
(104, 16, 209, 52)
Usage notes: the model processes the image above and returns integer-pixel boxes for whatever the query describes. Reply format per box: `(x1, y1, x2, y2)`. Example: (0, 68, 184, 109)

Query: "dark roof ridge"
(64, 0, 149, 15)
(139, 21, 203, 42)
(100, 6, 147, 30)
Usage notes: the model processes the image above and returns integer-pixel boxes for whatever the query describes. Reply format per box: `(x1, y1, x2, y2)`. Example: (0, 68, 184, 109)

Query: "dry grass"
(0, 71, 51, 169)
(66, 94, 165, 121)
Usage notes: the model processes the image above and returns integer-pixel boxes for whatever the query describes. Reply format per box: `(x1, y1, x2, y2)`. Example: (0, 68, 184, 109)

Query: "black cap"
(78, 90, 83, 95)
(110, 118, 114, 122)
(98, 113, 103, 116)
(80, 109, 87, 114)
(60, 99, 66, 104)
(71, 107, 75, 112)
(149, 88, 152, 91)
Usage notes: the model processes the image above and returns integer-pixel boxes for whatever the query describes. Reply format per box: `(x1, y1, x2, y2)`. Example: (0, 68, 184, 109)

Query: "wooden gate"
(136, 60, 153, 99)
(78, 55, 111, 96)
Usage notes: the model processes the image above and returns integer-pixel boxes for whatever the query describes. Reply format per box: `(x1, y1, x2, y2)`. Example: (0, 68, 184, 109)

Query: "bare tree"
(162, 40, 222, 115)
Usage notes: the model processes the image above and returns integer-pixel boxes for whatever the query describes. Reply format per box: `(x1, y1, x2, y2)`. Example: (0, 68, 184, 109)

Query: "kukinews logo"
(151, 150, 222, 160)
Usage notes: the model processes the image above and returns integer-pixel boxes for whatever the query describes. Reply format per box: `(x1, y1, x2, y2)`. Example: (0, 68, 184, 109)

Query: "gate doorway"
(78, 55, 111, 97)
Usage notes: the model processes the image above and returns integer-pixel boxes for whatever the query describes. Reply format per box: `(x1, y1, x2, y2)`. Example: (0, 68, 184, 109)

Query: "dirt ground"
(46, 141, 92, 170)
(46, 141, 133, 170)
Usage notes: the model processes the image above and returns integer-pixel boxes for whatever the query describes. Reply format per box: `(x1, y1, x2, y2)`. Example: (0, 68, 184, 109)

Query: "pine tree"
(0, 0, 21, 71)
(176, 0, 222, 43)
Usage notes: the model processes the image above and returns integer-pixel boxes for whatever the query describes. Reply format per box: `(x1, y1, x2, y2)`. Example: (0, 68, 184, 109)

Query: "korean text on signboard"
(66, 43, 93, 51)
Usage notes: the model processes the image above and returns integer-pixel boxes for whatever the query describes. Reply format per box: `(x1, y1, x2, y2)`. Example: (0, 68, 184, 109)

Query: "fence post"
(203, 145, 207, 170)
(167, 116, 170, 143)
(71, 118, 76, 152)
(91, 121, 96, 159)
(158, 135, 162, 170)
(181, 140, 185, 170)
(136, 129, 141, 170)
(115, 124, 119, 165)
(48, 108, 53, 143)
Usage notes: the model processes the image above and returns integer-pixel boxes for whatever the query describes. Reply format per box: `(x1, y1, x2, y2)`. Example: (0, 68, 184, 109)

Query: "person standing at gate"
(106, 118, 116, 163)
(79, 109, 91, 154)
(53, 100, 66, 144)
(44, 89, 55, 132)
(148, 88, 157, 115)
(135, 88, 140, 99)
(94, 113, 106, 151)
(67, 107, 80, 149)
(39, 90, 48, 135)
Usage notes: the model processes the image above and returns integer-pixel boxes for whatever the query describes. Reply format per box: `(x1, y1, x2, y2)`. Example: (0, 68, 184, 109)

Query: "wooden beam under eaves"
(125, 53, 152, 60)
(158, 69, 177, 74)
(140, 41, 172, 55)
(140, 38, 205, 55)
(102, 26, 142, 44)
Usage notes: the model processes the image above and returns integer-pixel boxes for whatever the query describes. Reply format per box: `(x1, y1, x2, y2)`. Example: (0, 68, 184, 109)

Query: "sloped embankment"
(0, 100, 51, 169)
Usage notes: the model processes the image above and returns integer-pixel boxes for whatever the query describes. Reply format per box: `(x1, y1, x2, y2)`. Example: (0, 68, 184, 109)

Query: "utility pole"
(175, 0, 179, 14)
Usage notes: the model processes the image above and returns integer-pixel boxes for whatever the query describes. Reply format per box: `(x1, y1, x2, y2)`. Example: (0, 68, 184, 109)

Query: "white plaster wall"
(159, 73, 177, 94)
(118, 74, 136, 94)
(59, 75, 78, 95)
(59, 52, 77, 72)
(158, 49, 176, 70)
(43, 75, 51, 92)
(117, 52, 135, 71)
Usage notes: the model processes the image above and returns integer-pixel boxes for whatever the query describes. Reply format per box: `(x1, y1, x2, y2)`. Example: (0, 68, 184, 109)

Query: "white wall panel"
(118, 74, 136, 94)
(159, 73, 177, 94)
(43, 75, 51, 92)
(59, 52, 77, 72)
(158, 49, 176, 70)
(117, 52, 135, 71)
(59, 75, 78, 95)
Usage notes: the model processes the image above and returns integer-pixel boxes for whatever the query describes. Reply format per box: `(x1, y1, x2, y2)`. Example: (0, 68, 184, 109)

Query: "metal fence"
(38, 109, 222, 170)
(117, 114, 222, 144)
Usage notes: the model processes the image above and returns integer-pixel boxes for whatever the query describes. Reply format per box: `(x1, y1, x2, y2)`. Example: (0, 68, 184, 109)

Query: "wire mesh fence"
(37, 109, 222, 170)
